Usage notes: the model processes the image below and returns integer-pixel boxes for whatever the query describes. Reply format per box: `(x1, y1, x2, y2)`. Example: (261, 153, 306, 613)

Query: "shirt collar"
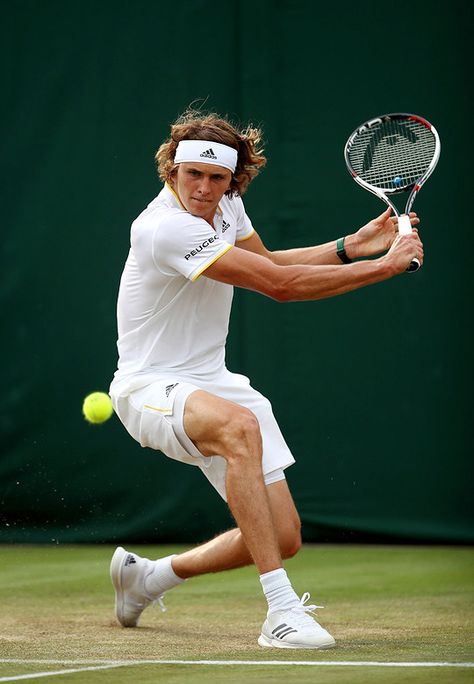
(164, 182, 186, 210)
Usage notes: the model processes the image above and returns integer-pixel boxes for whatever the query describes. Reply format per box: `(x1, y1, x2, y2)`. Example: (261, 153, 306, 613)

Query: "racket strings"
(348, 120, 436, 190)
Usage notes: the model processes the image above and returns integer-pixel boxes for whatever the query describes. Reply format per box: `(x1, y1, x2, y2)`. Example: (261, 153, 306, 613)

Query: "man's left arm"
(238, 208, 420, 265)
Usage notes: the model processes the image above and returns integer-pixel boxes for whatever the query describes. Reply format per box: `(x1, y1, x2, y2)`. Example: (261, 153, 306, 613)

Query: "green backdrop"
(1, 0, 472, 544)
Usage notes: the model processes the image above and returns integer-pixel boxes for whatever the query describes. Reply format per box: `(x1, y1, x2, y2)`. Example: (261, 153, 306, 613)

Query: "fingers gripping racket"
(344, 113, 440, 272)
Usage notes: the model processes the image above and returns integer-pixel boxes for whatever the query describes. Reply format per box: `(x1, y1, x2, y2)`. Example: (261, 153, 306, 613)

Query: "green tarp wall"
(1, 0, 472, 544)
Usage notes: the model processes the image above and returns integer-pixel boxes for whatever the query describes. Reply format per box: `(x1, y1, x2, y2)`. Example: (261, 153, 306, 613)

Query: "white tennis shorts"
(113, 369, 295, 500)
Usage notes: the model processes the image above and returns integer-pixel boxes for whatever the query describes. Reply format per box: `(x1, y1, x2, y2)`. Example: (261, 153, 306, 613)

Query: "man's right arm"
(202, 232, 423, 302)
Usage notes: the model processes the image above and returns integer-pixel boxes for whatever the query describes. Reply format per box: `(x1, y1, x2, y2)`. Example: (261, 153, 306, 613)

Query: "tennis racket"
(344, 113, 440, 272)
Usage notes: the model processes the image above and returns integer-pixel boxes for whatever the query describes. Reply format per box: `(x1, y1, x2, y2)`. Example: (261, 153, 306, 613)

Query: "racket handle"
(397, 214, 420, 273)
(406, 257, 420, 272)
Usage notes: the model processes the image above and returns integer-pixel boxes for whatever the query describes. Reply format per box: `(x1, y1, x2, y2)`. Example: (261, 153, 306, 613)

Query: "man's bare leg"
(172, 480, 301, 578)
(179, 390, 287, 575)
(111, 389, 336, 647)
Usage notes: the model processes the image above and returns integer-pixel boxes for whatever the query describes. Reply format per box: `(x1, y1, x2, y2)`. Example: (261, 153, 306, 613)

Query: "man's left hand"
(351, 207, 421, 259)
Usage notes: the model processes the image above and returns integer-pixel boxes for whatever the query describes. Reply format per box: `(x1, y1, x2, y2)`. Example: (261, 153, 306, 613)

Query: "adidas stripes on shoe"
(258, 592, 336, 649)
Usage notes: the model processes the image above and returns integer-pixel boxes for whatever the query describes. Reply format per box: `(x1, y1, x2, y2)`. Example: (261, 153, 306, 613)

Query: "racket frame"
(344, 113, 440, 271)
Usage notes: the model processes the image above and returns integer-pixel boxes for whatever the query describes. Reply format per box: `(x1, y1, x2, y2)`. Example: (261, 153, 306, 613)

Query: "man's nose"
(197, 176, 211, 194)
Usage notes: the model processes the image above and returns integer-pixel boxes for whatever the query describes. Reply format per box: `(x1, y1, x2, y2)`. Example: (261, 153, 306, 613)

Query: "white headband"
(174, 140, 237, 173)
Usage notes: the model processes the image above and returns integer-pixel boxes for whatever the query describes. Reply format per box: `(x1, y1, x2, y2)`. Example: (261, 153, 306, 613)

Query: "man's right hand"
(383, 230, 424, 274)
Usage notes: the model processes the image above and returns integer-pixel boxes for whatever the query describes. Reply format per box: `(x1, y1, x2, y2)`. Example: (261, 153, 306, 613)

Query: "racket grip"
(397, 214, 420, 273)
(407, 257, 420, 272)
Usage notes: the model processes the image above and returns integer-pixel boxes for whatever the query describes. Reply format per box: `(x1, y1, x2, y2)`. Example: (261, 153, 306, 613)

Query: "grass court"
(0, 544, 473, 683)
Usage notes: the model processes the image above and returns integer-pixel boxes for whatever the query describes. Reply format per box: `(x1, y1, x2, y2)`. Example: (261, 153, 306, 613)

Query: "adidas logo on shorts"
(200, 148, 217, 160)
(165, 383, 178, 397)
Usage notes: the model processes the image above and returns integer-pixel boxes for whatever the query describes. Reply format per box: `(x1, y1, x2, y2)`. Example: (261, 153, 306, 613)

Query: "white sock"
(259, 568, 300, 614)
(144, 555, 185, 597)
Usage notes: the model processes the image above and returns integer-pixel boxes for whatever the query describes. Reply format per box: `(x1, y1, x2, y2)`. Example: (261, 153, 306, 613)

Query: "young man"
(109, 110, 423, 649)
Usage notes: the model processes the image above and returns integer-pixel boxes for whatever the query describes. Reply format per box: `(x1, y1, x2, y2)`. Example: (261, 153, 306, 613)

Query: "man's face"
(171, 162, 232, 224)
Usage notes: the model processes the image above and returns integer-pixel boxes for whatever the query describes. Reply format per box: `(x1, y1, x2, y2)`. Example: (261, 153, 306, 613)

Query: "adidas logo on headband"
(200, 148, 217, 160)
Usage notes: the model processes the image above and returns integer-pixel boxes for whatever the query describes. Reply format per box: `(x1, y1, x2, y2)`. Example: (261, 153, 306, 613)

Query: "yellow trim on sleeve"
(236, 228, 256, 242)
(191, 243, 233, 281)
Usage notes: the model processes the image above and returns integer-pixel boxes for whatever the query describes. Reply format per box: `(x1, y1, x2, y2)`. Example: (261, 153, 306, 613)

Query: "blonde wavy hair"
(155, 109, 266, 196)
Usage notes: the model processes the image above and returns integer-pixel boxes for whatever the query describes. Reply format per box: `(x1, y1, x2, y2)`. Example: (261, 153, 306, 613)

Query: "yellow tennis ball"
(82, 392, 113, 424)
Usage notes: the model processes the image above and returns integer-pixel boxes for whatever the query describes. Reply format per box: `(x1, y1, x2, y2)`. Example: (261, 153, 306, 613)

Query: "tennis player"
(109, 109, 423, 649)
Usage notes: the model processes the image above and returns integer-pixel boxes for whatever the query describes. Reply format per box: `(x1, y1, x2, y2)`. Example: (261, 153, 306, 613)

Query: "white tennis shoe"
(110, 546, 165, 627)
(258, 592, 336, 649)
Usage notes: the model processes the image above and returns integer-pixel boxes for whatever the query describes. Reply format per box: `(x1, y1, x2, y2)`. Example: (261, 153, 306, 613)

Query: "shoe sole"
(110, 546, 134, 628)
(258, 633, 336, 649)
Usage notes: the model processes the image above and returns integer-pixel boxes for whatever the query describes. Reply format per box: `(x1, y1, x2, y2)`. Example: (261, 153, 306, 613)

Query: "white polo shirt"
(110, 183, 255, 397)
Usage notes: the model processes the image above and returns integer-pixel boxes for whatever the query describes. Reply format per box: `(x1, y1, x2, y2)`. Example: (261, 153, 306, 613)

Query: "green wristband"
(336, 236, 352, 264)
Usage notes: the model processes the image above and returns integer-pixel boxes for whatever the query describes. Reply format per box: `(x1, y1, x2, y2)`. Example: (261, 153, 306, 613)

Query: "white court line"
(1, 658, 474, 667)
(1, 658, 474, 681)
(0, 664, 127, 682)
(1, 659, 474, 682)
(161, 660, 474, 667)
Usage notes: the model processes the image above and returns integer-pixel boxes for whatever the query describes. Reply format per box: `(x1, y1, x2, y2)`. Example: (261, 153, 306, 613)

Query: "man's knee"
(223, 406, 262, 462)
(279, 517, 302, 559)
(184, 391, 262, 461)
(228, 406, 261, 440)
(267, 480, 302, 558)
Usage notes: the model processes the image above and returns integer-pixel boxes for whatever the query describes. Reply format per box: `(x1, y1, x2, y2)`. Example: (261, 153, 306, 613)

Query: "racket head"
(344, 113, 440, 197)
